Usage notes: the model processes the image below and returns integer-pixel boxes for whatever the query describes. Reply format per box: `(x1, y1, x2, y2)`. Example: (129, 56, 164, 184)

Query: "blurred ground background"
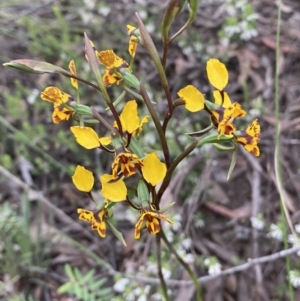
(1, 0, 300, 300)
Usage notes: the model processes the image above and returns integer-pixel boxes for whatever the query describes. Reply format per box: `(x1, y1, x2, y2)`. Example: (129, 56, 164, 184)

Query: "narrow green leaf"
(106, 220, 127, 247)
(64, 264, 75, 280)
(81, 269, 95, 283)
(57, 282, 73, 294)
(89, 278, 106, 290)
(137, 179, 150, 204)
(74, 267, 82, 281)
(227, 148, 237, 180)
(160, 202, 175, 213)
(129, 137, 145, 158)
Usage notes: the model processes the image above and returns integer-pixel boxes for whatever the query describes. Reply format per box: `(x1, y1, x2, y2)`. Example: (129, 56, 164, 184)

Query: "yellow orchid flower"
(97, 50, 129, 86)
(112, 146, 143, 179)
(235, 119, 260, 156)
(134, 208, 173, 239)
(118, 100, 149, 135)
(41, 86, 74, 123)
(210, 102, 246, 138)
(141, 153, 166, 186)
(70, 126, 112, 149)
(127, 25, 139, 57)
(177, 85, 205, 112)
(77, 208, 107, 238)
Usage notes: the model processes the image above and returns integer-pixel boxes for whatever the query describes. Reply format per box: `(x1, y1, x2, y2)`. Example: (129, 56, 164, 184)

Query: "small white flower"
(289, 270, 300, 288)
(288, 234, 300, 256)
(98, 7, 111, 17)
(204, 256, 222, 275)
(162, 267, 171, 279)
(114, 278, 130, 293)
(172, 214, 182, 232)
(27, 88, 39, 104)
(250, 214, 265, 230)
(182, 238, 192, 250)
(151, 292, 164, 301)
(184, 253, 195, 264)
(268, 223, 283, 241)
(137, 295, 147, 301)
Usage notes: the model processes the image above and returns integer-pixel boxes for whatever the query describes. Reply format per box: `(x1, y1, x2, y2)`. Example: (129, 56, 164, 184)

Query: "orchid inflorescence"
(4, 20, 260, 245)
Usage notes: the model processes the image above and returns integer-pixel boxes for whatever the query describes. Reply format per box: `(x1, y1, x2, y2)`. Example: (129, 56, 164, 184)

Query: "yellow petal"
(244, 144, 260, 156)
(213, 90, 231, 108)
(128, 36, 138, 57)
(41, 86, 71, 104)
(99, 136, 112, 146)
(142, 153, 166, 186)
(69, 60, 78, 90)
(246, 119, 260, 142)
(134, 212, 145, 239)
(72, 166, 94, 192)
(127, 25, 137, 34)
(103, 69, 118, 86)
(206, 59, 228, 91)
(52, 104, 73, 123)
(97, 50, 116, 67)
(100, 174, 127, 202)
(70, 126, 101, 149)
(77, 208, 95, 222)
(119, 100, 140, 134)
(177, 85, 204, 112)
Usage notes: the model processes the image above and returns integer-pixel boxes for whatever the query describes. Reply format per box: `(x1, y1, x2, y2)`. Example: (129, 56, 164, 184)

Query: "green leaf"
(81, 269, 95, 283)
(89, 278, 106, 290)
(129, 137, 145, 158)
(64, 264, 75, 280)
(160, 202, 175, 213)
(57, 282, 73, 294)
(106, 220, 127, 247)
(3, 59, 71, 76)
(137, 179, 150, 204)
(74, 267, 83, 282)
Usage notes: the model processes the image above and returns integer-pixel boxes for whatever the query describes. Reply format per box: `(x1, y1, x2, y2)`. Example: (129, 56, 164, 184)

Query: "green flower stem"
(136, 13, 173, 114)
(156, 233, 170, 301)
(122, 85, 144, 101)
(168, 0, 199, 44)
(157, 139, 198, 201)
(139, 82, 171, 167)
(91, 107, 118, 135)
(105, 90, 126, 110)
(160, 230, 203, 301)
